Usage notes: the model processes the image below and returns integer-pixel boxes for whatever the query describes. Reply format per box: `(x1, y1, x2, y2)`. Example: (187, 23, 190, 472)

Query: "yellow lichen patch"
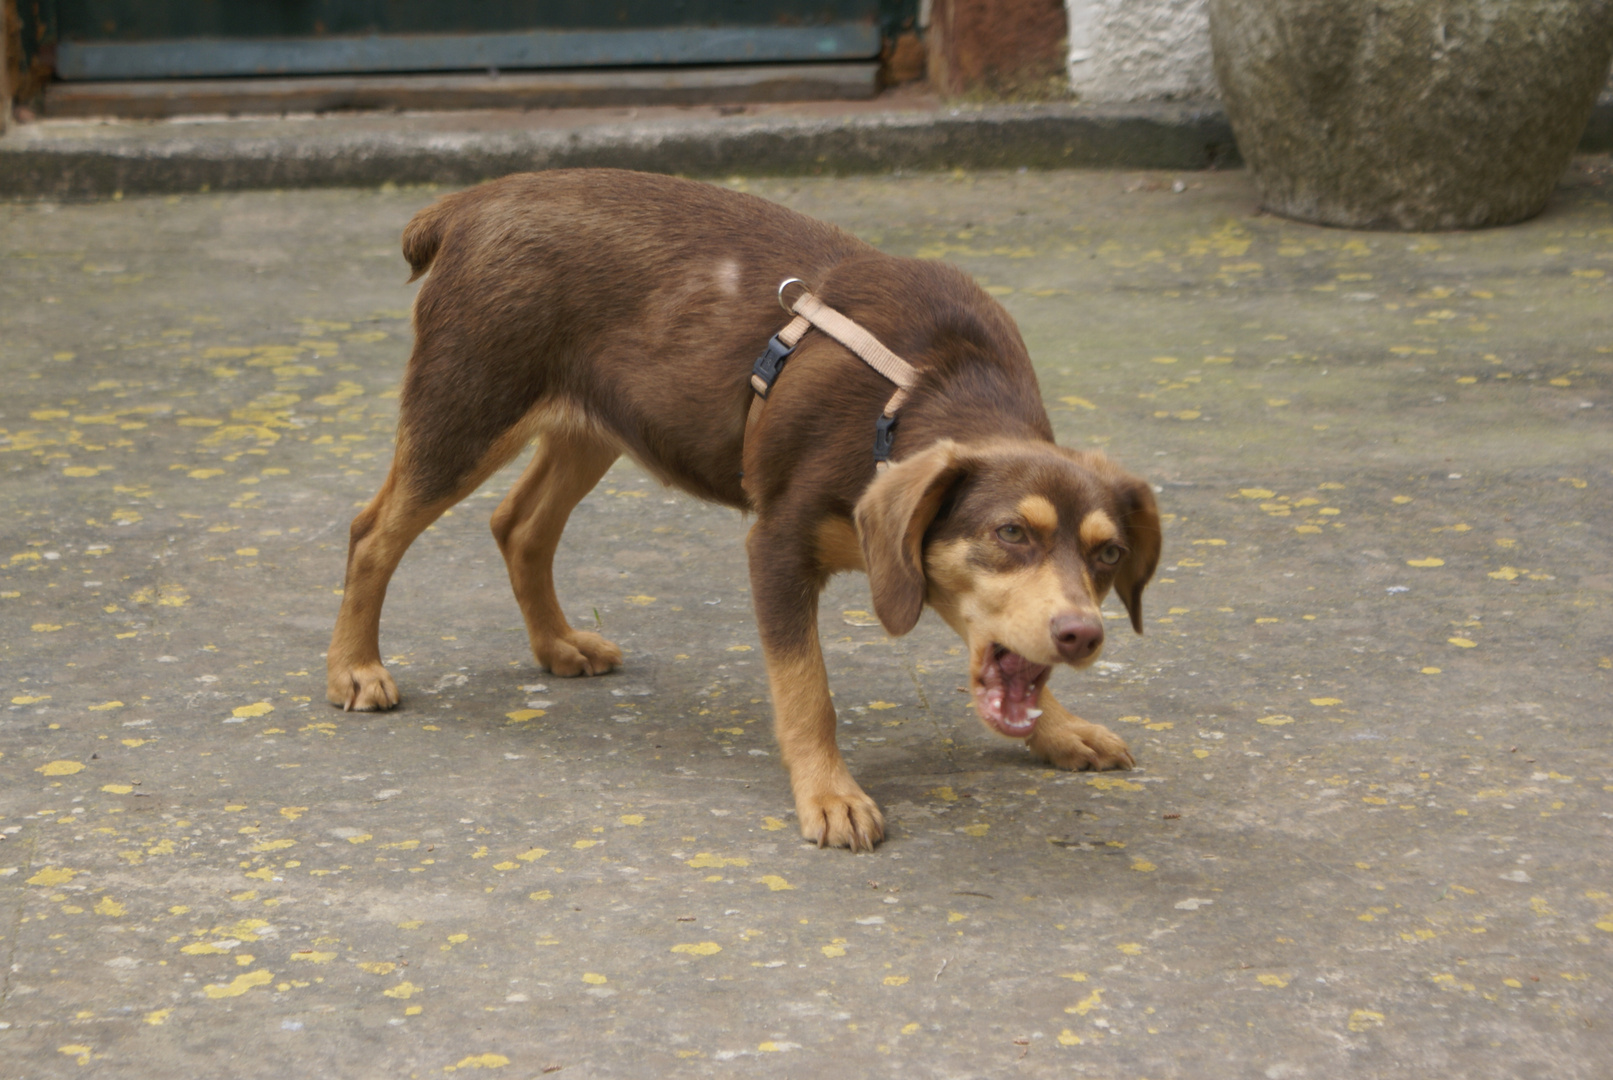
(1258, 715, 1295, 726)
(1448, 638, 1477, 649)
(87, 701, 124, 711)
(1116, 943, 1143, 956)
(357, 962, 397, 975)
(58, 1046, 93, 1066)
(36, 760, 85, 776)
(101, 784, 134, 794)
(290, 951, 336, 964)
(313, 382, 365, 408)
(383, 981, 422, 998)
(928, 786, 960, 802)
(821, 943, 847, 958)
(685, 853, 749, 869)
(504, 709, 545, 723)
(492, 862, 518, 871)
(962, 824, 990, 837)
(761, 817, 787, 831)
(1257, 974, 1289, 988)
(623, 594, 657, 606)
(618, 814, 645, 826)
(203, 969, 274, 999)
(1406, 558, 1445, 568)
(233, 702, 274, 718)
(516, 848, 548, 862)
(94, 897, 125, 916)
(581, 973, 608, 985)
(1310, 698, 1343, 707)
(1348, 1010, 1385, 1032)
(446, 1054, 510, 1071)
(528, 891, 553, 902)
(251, 839, 296, 853)
(1086, 776, 1143, 792)
(27, 867, 79, 887)
(279, 806, 309, 821)
(756, 875, 794, 891)
(144, 1009, 171, 1026)
(1058, 1030, 1083, 1046)
(883, 975, 910, 986)
(671, 942, 722, 956)
(182, 942, 235, 956)
(1066, 989, 1103, 1015)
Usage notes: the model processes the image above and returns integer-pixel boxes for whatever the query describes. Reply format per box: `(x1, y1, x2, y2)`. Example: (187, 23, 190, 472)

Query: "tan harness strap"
(788, 290, 916, 416)
(745, 280, 918, 470)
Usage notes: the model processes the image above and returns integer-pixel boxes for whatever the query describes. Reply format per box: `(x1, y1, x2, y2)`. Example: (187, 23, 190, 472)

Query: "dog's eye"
(996, 524, 1027, 544)
(1096, 543, 1124, 566)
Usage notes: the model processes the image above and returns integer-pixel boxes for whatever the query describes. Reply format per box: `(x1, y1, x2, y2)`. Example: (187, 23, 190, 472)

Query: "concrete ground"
(1, 162, 1611, 1079)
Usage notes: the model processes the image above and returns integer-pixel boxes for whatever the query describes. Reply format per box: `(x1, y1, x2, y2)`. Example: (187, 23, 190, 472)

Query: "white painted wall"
(1064, 0, 1217, 103)
(1064, 0, 1613, 104)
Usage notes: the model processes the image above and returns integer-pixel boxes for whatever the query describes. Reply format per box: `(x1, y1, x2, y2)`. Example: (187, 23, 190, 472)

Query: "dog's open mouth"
(973, 644, 1053, 738)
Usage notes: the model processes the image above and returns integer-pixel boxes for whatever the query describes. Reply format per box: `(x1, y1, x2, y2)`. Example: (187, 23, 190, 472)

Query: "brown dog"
(328, 170, 1161, 852)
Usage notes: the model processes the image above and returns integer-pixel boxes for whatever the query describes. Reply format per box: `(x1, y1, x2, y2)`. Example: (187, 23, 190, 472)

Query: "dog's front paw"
(536, 630, 622, 677)
(796, 784, 885, 853)
(328, 662, 400, 712)
(1028, 721, 1134, 772)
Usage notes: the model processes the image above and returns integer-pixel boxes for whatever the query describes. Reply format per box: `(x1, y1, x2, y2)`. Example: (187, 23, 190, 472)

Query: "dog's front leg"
(747, 523, 885, 852)
(1025, 687, 1135, 771)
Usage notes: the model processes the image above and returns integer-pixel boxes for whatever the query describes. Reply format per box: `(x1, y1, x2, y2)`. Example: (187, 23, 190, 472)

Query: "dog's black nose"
(1050, 612, 1104, 663)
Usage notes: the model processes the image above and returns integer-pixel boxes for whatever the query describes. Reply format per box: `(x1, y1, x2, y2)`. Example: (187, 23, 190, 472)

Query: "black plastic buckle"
(873, 414, 898, 463)
(749, 334, 795, 399)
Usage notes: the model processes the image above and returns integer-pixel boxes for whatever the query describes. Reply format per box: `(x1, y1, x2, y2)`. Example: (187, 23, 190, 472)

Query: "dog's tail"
(401, 198, 454, 283)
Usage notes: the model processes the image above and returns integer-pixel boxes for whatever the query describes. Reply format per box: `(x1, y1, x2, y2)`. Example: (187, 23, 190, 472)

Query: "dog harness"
(748, 278, 918, 467)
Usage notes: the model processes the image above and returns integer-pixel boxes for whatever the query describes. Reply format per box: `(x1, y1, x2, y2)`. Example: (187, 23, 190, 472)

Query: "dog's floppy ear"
(854, 440, 968, 637)
(1112, 476, 1161, 634)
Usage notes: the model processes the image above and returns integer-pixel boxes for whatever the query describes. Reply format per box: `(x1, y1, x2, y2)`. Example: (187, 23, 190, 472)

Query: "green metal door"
(27, 2, 905, 81)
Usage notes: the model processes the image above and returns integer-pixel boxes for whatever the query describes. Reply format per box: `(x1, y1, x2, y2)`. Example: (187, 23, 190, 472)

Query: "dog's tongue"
(974, 646, 1051, 737)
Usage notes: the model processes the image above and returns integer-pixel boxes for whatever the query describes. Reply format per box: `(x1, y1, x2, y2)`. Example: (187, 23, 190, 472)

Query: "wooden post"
(1, 0, 15, 132)
(927, 0, 1070, 99)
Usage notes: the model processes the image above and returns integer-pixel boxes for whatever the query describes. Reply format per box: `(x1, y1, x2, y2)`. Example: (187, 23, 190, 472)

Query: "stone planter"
(1208, 0, 1613, 229)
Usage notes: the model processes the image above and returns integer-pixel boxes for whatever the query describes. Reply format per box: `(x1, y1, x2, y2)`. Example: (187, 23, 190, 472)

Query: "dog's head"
(853, 439, 1161, 739)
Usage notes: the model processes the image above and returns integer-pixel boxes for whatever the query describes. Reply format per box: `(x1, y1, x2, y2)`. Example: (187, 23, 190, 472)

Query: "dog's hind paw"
(328, 662, 400, 712)
(535, 630, 622, 677)
(796, 786, 886, 853)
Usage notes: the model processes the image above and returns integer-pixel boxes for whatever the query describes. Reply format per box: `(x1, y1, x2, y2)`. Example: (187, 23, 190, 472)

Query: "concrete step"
(39, 63, 882, 121)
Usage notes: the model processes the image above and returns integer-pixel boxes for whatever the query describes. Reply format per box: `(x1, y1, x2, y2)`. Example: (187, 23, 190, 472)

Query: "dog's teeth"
(1026, 708, 1043, 720)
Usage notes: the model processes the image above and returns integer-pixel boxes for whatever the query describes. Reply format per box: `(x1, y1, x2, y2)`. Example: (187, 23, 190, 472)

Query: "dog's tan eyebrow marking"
(1016, 495, 1059, 534)
(1079, 510, 1118, 549)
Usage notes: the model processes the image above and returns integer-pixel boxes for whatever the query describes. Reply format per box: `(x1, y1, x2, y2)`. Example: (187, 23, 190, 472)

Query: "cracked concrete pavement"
(2, 161, 1611, 1077)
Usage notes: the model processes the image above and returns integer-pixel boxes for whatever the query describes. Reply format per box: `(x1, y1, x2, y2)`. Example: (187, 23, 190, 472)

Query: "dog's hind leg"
(327, 452, 459, 711)
(491, 425, 622, 677)
(328, 418, 545, 711)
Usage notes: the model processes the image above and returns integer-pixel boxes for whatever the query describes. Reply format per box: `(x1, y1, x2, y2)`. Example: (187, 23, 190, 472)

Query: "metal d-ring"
(777, 277, 808, 313)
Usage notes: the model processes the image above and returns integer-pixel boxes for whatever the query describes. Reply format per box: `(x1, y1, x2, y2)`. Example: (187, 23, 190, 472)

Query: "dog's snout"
(1050, 612, 1103, 663)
